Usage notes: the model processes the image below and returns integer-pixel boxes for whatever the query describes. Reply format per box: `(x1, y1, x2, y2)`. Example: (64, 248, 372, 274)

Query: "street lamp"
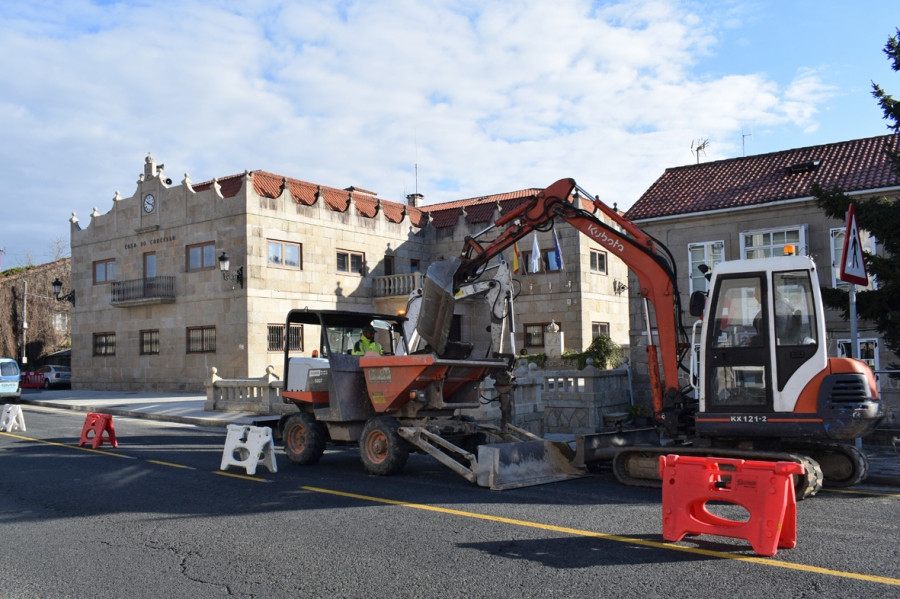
(218, 252, 243, 289)
(52, 278, 75, 306)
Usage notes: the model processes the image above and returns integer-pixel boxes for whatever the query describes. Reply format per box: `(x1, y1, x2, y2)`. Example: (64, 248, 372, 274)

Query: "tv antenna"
(691, 138, 709, 164)
(742, 126, 753, 156)
(414, 128, 419, 197)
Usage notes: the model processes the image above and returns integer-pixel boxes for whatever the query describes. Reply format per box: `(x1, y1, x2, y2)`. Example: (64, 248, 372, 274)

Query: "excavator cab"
(694, 256, 882, 440)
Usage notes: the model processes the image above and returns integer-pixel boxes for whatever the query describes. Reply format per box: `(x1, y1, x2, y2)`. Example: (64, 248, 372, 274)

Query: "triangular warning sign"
(839, 204, 868, 286)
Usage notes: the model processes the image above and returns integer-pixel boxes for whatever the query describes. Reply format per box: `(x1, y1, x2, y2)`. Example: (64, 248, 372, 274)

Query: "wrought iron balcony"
(110, 276, 176, 306)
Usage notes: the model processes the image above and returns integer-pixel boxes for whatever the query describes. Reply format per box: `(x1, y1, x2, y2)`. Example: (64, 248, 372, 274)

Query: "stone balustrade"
(461, 359, 634, 435)
(204, 365, 290, 415)
(373, 272, 423, 297)
(205, 360, 634, 437)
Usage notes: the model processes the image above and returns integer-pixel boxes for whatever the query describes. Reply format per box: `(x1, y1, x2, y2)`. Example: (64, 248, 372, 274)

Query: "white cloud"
(0, 0, 845, 267)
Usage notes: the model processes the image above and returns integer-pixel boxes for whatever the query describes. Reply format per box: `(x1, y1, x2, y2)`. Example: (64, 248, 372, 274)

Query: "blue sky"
(1, 0, 898, 268)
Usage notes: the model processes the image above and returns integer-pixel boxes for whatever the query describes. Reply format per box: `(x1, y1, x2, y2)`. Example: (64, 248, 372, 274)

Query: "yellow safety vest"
(352, 336, 382, 355)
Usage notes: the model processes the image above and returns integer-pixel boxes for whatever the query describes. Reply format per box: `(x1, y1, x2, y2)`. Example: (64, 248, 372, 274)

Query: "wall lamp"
(52, 278, 75, 306)
(218, 251, 243, 289)
(613, 279, 627, 296)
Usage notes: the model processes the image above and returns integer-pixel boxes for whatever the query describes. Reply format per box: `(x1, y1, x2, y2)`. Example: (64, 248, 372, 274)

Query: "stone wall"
(0, 258, 71, 366)
(461, 360, 633, 435)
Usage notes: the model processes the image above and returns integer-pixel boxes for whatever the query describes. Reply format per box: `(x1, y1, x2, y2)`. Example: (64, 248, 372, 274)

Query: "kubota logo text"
(587, 225, 625, 252)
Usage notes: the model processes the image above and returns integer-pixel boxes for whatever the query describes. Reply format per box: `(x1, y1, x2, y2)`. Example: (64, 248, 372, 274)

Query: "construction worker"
(352, 325, 383, 355)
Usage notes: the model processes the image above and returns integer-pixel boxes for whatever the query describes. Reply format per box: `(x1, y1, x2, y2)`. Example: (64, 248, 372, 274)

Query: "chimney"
(406, 193, 424, 208)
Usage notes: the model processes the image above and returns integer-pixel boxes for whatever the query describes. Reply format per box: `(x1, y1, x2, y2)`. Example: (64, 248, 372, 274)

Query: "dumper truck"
(276, 308, 583, 489)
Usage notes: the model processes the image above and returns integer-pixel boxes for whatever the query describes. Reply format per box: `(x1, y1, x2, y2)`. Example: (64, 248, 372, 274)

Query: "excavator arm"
(454, 178, 688, 425)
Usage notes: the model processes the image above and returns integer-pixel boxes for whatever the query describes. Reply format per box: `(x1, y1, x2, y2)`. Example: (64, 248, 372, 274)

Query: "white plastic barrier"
(220, 424, 277, 476)
(1, 404, 26, 433)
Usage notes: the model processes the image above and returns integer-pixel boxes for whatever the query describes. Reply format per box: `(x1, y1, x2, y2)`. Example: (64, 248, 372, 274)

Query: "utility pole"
(22, 281, 28, 365)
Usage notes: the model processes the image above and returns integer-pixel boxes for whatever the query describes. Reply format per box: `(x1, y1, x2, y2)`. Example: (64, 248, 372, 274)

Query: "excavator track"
(611, 446, 824, 500)
(786, 442, 869, 488)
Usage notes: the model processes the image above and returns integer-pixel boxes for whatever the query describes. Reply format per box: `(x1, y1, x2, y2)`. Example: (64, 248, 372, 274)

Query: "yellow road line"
(1, 431, 134, 458)
(214, 470, 273, 482)
(147, 459, 196, 470)
(302, 485, 900, 587)
(823, 487, 900, 498)
(2, 432, 271, 481)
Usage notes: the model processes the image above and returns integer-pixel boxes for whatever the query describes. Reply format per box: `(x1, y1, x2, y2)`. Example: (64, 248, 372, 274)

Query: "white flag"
(531, 232, 541, 273)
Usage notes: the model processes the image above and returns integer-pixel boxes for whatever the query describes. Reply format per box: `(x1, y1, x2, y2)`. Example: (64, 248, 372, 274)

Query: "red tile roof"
(626, 134, 900, 221)
(190, 170, 427, 226)
(420, 185, 597, 229)
(190, 171, 594, 230)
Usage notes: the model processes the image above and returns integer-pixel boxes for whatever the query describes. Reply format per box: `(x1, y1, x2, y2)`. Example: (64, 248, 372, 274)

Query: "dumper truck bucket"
(476, 437, 587, 490)
(398, 423, 587, 490)
(416, 258, 460, 355)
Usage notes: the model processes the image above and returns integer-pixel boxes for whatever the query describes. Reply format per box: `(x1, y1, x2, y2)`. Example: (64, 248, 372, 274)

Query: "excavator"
(417, 177, 884, 498)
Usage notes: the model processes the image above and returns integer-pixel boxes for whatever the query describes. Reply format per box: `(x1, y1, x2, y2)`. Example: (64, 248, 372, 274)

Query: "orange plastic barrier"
(79, 413, 118, 449)
(659, 454, 803, 557)
(20, 372, 45, 389)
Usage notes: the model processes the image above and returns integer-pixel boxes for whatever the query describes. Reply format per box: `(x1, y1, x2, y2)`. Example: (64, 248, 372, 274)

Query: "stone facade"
(71, 156, 630, 392)
(0, 258, 72, 366)
(426, 201, 631, 356)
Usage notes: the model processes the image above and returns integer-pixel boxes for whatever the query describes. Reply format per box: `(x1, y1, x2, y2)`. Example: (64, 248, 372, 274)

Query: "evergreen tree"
(813, 28, 900, 364)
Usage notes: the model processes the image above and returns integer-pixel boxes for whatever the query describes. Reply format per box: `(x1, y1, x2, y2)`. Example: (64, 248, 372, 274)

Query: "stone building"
(70, 155, 629, 392)
(0, 258, 72, 366)
(623, 134, 900, 420)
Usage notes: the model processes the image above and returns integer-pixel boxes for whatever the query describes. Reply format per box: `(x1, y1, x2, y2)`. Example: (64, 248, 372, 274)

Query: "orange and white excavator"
(419, 177, 883, 498)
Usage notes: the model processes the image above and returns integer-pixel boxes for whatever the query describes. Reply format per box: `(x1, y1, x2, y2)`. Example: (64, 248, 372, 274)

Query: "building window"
(268, 240, 302, 268)
(740, 226, 806, 259)
(140, 330, 160, 355)
(590, 249, 607, 274)
(830, 228, 849, 290)
(53, 312, 68, 332)
(337, 250, 364, 274)
(187, 326, 216, 353)
(384, 255, 395, 276)
(186, 242, 216, 272)
(524, 323, 546, 347)
(688, 240, 724, 293)
(592, 322, 610, 339)
(93, 332, 116, 356)
(410, 259, 420, 272)
(93, 259, 116, 284)
(267, 324, 303, 352)
(838, 338, 879, 374)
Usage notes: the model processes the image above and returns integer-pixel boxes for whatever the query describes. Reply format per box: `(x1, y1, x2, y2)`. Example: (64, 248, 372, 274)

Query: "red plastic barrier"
(78, 413, 118, 449)
(659, 454, 803, 557)
(20, 372, 45, 389)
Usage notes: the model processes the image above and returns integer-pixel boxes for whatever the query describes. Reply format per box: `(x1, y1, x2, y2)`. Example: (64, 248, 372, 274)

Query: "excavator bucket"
(475, 428, 588, 490)
(416, 258, 460, 355)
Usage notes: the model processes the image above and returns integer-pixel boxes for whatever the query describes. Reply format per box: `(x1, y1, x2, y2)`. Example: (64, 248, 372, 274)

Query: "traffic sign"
(839, 203, 868, 286)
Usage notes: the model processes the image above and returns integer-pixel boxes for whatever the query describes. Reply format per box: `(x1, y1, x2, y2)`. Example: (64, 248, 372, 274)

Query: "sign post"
(839, 204, 869, 359)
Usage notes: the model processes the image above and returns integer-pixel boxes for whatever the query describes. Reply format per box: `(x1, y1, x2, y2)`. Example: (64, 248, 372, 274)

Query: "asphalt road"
(1, 406, 899, 599)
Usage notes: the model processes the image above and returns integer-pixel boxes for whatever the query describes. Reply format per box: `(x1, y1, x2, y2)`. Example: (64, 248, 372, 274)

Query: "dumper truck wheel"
(360, 416, 409, 476)
(283, 412, 327, 465)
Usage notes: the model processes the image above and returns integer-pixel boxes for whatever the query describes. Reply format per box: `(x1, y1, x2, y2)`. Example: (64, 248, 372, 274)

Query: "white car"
(0, 358, 21, 400)
(37, 365, 71, 389)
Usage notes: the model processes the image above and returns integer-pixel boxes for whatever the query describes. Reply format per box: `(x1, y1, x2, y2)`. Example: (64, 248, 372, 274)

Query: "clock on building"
(143, 194, 156, 213)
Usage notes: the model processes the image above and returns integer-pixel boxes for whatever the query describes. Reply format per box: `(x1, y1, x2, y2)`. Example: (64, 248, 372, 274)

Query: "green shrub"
(561, 335, 622, 370)
(516, 351, 547, 369)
